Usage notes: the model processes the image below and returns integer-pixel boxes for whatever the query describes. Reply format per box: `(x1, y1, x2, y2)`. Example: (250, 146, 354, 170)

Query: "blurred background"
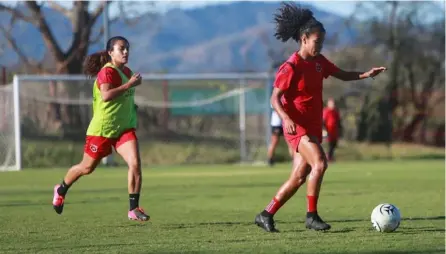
(0, 1, 444, 169)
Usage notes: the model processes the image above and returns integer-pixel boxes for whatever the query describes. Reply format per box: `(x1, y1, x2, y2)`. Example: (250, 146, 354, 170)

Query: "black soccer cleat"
(255, 213, 279, 233)
(53, 204, 64, 215)
(305, 212, 331, 231)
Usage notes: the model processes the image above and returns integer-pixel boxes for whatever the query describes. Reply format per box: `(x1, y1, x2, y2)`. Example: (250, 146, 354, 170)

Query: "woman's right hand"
(283, 117, 296, 135)
(128, 73, 142, 87)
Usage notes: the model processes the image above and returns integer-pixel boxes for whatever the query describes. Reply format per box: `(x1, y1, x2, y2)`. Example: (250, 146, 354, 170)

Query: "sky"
(0, 1, 365, 18)
(3, 1, 444, 19)
(114, 0, 360, 17)
(160, 1, 359, 17)
(93, 0, 446, 20)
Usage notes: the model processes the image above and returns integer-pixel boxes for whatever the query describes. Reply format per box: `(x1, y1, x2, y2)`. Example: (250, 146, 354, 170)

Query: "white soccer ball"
(371, 203, 401, 232)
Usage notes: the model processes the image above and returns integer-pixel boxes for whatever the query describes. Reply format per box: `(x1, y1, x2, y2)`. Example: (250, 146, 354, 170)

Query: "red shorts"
(84, 128, 137, 159)
(283, 124, 322, 153)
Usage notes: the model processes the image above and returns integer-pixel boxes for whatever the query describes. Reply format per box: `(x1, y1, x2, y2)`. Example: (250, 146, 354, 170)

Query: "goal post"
(4, 72, 273, 171)
(0, 80, 18, 171)
(13, 75, 21, 170)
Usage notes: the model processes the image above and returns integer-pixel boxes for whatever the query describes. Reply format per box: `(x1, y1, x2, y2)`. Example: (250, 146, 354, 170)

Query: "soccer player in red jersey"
(255, 3, 386, 232)
(52, 36, 150, 221)
(323, 98, 341, 162)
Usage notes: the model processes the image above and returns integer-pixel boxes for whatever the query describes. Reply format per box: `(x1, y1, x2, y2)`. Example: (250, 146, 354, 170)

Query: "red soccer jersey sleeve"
(273, 63, 295, 91)
(320, 55, 340, 79)
(96, 66, 132, 89)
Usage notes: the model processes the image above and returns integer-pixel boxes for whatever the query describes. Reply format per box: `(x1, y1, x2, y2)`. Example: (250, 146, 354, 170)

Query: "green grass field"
(0, 160, 444, 253)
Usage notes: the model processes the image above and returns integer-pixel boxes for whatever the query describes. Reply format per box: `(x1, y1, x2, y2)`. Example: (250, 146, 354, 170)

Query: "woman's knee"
(298, 136, 328, 174)
(312, 159, 328, 175)
(290, 162, 310, 186)
(77, 155, 100, 175)
(127, 158, 141, 173)
(77, 163, 95, 175)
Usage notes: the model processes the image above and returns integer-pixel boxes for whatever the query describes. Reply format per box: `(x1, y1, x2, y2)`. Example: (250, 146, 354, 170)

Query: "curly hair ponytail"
(273, 2, 325, 43)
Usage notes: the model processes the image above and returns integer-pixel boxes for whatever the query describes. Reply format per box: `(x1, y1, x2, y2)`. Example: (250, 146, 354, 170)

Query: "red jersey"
(274, 53, 339, 133)
(323, 107, 341, 141)
(323, 108, 340, 128)
(97, 66, 132, 89)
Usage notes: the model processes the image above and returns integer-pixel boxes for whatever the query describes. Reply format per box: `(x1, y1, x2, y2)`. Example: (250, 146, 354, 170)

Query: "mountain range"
(0, 1, 355, 73)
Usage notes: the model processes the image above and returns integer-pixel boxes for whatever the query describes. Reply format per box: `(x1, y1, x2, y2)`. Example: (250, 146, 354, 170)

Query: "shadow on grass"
(0, 196, 122, 207)
(392, 228, 445, 234)
(161, 222, 355, 234)
(357, 251, 444, 254)
(307, 216, 445, 223)
(110, 251, 445, 254)
(159, 221, 252, 230)
(150, 216, 445, 235)
(0, 187, 127, 196)
(1, 243, 138, 253)
(3, 243, 443, 254)
(115, 215, 445, 231)
(194, 216, 446, 227)
(322, 228, 355, 234)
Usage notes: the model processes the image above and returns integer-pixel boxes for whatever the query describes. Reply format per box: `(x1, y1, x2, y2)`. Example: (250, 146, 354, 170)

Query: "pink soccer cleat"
(128, 207, 150, 221)
(52, 184, 65, 214)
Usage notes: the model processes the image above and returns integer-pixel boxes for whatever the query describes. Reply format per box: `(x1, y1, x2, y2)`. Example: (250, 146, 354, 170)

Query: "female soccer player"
(255, 3, 386, 232)
(267, 108, 293, 166)
(52, 36, 150, 221)
(323, 98, 342, 162)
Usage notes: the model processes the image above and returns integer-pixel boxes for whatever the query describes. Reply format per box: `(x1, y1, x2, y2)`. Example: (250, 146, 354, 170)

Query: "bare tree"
(0, 1, 159, 136)
(350, 1, 445, 145)
(0, 1, 156, 74)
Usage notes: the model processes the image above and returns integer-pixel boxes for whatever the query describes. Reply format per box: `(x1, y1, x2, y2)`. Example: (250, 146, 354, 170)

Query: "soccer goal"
(0, 83, 17, 171)
(2, 72, 273, 171)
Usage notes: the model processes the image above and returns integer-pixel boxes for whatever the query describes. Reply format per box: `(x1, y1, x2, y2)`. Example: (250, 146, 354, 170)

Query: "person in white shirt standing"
(267, 108, 293, 166)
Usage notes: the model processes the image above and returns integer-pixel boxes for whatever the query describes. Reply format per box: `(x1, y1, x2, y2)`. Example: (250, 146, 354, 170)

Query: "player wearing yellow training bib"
(84, 62, 136, 158)
(52, 36, 150, 222)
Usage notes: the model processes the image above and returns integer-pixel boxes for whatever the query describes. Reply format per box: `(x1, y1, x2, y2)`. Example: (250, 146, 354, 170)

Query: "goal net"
(4, 73, 272, 170)
(0, 84, 17, 171)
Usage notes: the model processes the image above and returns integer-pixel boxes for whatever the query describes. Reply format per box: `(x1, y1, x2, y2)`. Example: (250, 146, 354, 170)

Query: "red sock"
(307, 195, 318, 213)
(264, 197, 282, 215)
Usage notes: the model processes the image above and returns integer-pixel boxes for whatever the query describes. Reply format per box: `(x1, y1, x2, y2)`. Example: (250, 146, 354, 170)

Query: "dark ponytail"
(273, 2, 325, 43)
(83, 36, 130, 77)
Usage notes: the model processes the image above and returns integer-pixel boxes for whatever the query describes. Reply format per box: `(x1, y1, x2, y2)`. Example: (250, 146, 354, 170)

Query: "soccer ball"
(371, 203, 401, 232)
